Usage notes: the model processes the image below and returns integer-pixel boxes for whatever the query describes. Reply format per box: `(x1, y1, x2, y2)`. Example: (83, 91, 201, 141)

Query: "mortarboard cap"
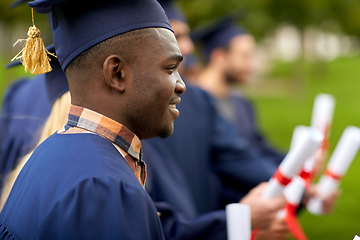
(191, 11, 247, 62)
(157, 0, 185, 22)
(27, 0, 173, 71)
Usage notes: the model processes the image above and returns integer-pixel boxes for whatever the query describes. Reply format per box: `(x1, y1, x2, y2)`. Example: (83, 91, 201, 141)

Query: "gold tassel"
(11, 8, 57, 74)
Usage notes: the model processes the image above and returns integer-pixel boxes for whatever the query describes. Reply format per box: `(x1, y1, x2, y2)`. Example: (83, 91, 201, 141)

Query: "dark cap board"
(27, 0, 173, 70)
(157, 0, 185, 22)
(191, 10, 247, 61)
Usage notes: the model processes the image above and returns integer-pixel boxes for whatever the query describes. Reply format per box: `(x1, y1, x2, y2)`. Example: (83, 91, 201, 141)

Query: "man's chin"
(157, 125, 174, 139)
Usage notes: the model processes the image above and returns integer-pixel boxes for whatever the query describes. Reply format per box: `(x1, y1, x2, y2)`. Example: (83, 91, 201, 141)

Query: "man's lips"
(169, 96, 181, 107)
(169, 97, 181, 116)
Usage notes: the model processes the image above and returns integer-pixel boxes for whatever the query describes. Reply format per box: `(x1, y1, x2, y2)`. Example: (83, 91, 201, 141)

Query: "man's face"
(224, 34, 257, 84)
(126, 28, 186, 139)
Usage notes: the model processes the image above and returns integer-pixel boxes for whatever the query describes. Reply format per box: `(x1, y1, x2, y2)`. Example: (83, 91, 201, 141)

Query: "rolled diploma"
(310, 93, 335, 133)
(283, 176, 306, 207)
(276, 175, 307, 219)
(262, 127, 323, 199)
(289, 125, 309, 150)
(282, 126, 310, 209)
(226, 203, 251, 240)
(307, 126, 360, 215)
(279, 95, 334, 216)
(283, 157, 315, 209)
(283, 93, 334, 205)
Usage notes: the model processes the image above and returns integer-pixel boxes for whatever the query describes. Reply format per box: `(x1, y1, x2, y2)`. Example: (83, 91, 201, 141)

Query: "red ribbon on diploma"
(299, 169, 312, 188)
(250, 228, 259, 240)
(324, 168, 343, 181)
(273, 169, 292, 186)
(284, 203, 308, 240)
(282, 123, 331, 240)
(299, 170, 310, 180)
(320, 123, 331, 152)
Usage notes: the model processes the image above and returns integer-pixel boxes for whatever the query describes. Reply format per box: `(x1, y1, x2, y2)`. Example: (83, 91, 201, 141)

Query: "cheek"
(230, 56, 248, 73)
(145, 76, 174, 112)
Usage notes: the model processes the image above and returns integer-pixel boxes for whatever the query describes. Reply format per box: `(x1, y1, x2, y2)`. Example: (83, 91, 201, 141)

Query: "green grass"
(244, 56, 360, 239)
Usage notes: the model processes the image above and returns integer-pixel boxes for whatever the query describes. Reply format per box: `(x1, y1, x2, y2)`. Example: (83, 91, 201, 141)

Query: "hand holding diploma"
(262, 127, 324, 200)
(302, 184, 341, 215)
(253, 219, 289, 240)
(307, 126, 360, 215)
(240, 182, 286, 230)
(283, 93, 336, 207)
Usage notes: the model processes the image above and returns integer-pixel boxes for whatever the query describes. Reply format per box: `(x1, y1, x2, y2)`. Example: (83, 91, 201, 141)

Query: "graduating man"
(142, 1, 288, 240)
(0, 0, 185, 239)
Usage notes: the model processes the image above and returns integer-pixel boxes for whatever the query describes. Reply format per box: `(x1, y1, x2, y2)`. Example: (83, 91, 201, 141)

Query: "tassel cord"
(10, 8, 57, 74)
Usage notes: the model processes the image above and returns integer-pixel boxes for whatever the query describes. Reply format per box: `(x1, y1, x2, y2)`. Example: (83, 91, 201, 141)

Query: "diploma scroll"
(275, 127, 317, 240)
(226, 203, 251, 240)
(284, 92, 335, 207)
(283, 126, 313, 207)
(311, 93, 335, 134)
(307, 126, 360, 215)
(262, 127, 323, 199)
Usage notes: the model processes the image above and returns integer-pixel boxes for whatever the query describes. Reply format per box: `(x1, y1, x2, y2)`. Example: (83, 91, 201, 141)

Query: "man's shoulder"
(1, 133, 159, 240)
(12, 133, 143, 209)
(36, 132, 125, 168)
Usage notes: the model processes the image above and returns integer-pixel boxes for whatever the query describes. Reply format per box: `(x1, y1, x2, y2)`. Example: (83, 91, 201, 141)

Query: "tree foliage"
(1, 0, 360, 39)
(178, 0, 360, 39)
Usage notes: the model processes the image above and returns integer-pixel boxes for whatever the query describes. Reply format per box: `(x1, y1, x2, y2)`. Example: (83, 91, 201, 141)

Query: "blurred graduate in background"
(142, 0, 289, 239)
(192, 13, 285, 168)
(0, 0, 69, 203)
(191, 11, 341, 234)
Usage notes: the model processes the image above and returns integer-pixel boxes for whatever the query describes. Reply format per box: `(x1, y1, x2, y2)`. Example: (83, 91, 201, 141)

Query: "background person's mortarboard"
(27, 0, 173, 71)
(157, 0, 185, 22)
(9, 0, 30, 8)
(191, 11, 248, 62)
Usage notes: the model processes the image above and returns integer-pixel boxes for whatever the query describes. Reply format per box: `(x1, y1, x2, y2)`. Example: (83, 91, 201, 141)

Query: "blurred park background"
(0, 0, 360, 239)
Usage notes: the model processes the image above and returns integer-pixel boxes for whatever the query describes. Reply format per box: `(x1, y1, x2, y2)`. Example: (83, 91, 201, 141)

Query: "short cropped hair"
(65, 28, 155, 79)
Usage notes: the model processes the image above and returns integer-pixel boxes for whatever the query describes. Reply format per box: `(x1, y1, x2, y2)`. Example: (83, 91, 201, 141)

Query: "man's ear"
(103, 55, 127, 92)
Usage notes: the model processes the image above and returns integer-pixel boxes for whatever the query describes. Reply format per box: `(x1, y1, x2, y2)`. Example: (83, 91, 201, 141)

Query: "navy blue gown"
(224, 93, 285, 166)
(0, 133, 164, 240)
(0, 58, 68, 191)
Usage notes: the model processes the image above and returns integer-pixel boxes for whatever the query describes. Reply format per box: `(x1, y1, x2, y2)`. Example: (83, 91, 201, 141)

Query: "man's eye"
(167, 65, 177, 70)
(166, 65, 177, 72)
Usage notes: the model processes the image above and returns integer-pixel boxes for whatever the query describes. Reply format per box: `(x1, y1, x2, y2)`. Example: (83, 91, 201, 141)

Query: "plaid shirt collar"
(66, 104, 142, 161)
